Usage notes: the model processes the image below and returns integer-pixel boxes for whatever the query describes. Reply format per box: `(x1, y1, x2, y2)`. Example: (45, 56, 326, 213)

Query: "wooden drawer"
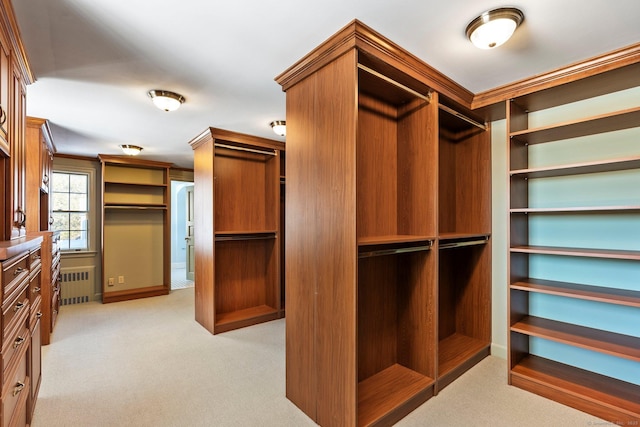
(2, 285, 29, 342)
(28, 270, 41, 304)
(1, 253, 29, 301)
(1, 348, 29, 427)
(28, 248, 41, 273)
(51, 289, 60, 330)
(1, 310, 28, 382)
(29, 297, 42, 331)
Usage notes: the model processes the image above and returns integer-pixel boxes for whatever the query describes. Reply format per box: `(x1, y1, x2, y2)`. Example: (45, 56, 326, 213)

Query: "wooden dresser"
(0, 236, 42, 426)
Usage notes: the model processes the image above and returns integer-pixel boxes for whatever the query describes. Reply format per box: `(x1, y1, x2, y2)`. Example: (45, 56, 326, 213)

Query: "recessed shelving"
(509, 106, 640, 145)
(511, 316, 640, 361)
(511, 278, 640, 307)
(509, 156, 640, 178)
(510, 245, 640, 260)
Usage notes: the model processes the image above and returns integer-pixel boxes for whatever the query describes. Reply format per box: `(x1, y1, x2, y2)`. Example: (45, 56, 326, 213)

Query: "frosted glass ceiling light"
(148, 89, 185, 111)
(270, 120, 286, 137)
(466, 8, 524, 49)
(119, 144, 143, 155)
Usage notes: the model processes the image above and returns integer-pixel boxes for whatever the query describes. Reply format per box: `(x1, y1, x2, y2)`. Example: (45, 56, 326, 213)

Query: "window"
(52, 171, 89, 251)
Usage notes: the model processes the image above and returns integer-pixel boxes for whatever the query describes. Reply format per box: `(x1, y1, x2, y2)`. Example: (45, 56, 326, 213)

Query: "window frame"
(51, 166, 96, 253)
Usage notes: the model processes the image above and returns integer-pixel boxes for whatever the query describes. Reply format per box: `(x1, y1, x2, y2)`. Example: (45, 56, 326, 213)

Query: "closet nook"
(276, 20, 492, 426)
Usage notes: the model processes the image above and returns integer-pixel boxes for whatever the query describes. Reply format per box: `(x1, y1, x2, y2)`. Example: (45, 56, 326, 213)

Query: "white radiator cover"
(60, 266, 94, 305)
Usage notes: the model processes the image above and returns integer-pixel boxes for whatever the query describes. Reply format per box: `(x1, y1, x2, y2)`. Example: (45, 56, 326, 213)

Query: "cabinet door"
(40, 136, 52, 193)
(0, 31, 10, 155)
(9, 62, 26, 238)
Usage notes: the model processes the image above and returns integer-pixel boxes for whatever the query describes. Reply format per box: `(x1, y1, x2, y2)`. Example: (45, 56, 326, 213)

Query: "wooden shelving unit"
(276, 20, 491, 426)
(99, 155, 172, 303)
(188, 128, 284, 335)
(507, 56, 640, 423)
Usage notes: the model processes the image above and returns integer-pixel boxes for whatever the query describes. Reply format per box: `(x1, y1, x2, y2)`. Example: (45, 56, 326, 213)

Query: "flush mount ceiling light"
(270, 120, 286, 137)
(119, 144, 143, 156)
(466, 7, 524, 49)
(147, 89, 185, 112)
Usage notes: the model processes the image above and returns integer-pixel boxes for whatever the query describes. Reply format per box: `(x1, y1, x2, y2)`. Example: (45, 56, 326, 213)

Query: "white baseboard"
(491, 343, 507, 360)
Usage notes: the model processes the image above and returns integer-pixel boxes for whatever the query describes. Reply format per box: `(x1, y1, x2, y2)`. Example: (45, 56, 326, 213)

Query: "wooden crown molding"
(188, 127, 285, 152)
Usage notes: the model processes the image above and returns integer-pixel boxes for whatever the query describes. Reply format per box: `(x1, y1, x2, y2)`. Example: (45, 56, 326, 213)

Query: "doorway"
(171, 180, 195, 290)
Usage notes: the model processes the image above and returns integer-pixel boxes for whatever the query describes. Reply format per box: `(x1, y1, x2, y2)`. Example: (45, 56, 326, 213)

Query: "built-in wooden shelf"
(509, 106, 640, 145)
(510, 355, 640, 422)
(511, 278, 640, 308)
(509, 156, 640, 179)
(510, 206, 640, 213)
(104, 181, 168, 188)
(357, 364, 434, 427)
(215, 305, 280, 333)
(511, 316, 640, 361)
(438, 333, 488, 378)
(510, 245, 640, 261)
(104, 204, 166, 210)
(214, 231, 277, 241)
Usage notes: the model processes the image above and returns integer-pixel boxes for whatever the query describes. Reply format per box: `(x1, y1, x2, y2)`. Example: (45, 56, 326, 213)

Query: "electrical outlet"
(118, 276, 125, 284)
(108, 277, 115, 286)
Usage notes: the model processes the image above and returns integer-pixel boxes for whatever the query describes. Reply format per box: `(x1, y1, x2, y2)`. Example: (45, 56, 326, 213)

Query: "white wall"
(491, 119, 508, 359)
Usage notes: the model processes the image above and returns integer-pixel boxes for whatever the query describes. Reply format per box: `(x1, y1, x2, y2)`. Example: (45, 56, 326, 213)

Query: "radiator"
(60, 266, 94, 305)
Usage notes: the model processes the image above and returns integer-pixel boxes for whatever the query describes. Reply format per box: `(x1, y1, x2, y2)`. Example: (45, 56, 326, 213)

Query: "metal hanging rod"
(438, 104, 487, 131)
(358, 243, 432, 259)
(439, 237, 489, 250)
(357, 63, 432, 103)
(215, 233, 276, 242)
(214, 143, 277, 156)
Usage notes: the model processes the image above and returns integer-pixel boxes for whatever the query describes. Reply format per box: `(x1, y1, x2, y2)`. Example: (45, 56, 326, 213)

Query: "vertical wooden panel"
(357, 94, 397, 238)
(285, 74, 319, 418)
(193, 137, 215, 333)
(313, 51, 358, 427)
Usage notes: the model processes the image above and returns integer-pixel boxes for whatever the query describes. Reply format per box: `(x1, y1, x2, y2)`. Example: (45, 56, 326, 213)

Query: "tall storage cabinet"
(99, 155, 171, 303)
(276, 20, 491, 426)
(506, 60, 640, 422)
(189, 128, 284, 334)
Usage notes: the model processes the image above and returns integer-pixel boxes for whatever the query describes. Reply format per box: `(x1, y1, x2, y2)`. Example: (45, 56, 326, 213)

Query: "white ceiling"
(13, 0, 640, 169)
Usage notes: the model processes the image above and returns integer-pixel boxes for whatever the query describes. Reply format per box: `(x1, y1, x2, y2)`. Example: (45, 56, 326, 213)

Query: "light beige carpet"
(32, 288, 605, 426)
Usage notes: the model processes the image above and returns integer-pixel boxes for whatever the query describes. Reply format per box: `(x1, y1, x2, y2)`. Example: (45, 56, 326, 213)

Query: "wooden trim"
(0, 0, 34, 84)
(473, 42, 640, 109)
(275, 19, 474, 107)
(102, 286, 169, 304)
(98, 154, 173, 169)
(54, 153, 99, 163)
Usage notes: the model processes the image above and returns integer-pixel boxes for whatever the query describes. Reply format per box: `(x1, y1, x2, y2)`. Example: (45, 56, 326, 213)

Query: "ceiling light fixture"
(270, 120, 286, 137)
(119, 144, 143, 156)
(466, 7, 524, 49)
(147, 89, 185, 112)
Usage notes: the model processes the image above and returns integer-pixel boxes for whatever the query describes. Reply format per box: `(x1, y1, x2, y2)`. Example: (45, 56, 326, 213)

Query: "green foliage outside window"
(52, 172, 89, 251)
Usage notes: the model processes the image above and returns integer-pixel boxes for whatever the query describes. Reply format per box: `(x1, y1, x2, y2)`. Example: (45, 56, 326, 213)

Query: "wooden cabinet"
(276, 20, 491, 426)
(0, 236, 42, 427)
(25, 117, 55, 233)
(189, 128, 284, 334)
(99, 155, 171, 303)
(506, 60, 640, 423)
(35, 231, 59, 346)
(7, 62, 26, 240)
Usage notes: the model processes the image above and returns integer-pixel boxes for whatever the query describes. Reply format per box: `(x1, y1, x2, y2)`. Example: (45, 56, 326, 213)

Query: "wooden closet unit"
(505, 56, 640, 424)
(276, 20, 491, 426)
(99, 155, 171, 303)
(188, 128, 284, 334)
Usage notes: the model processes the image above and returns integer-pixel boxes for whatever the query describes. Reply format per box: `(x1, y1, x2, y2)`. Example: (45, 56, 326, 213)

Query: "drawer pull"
(14, 267, 25, 276)
(13, 336, 25, 349)
(36, 312, 43, 319)
(14, 302, 25, 312)
(12, 382, 25, 397)
(33, 287, 41, 293)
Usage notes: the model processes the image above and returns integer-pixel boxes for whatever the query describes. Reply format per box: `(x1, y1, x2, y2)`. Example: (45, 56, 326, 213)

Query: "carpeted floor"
(32, 288, 606, 426)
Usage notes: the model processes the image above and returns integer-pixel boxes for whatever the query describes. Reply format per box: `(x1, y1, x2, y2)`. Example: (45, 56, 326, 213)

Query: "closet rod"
(438, 104, 487, 131)
(439, 238, 488, 250)
(357, 63, 431, 103)
(358, 243, 432, 259)
(214, 143, 277, 156)
(215, 234, 276, 242)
